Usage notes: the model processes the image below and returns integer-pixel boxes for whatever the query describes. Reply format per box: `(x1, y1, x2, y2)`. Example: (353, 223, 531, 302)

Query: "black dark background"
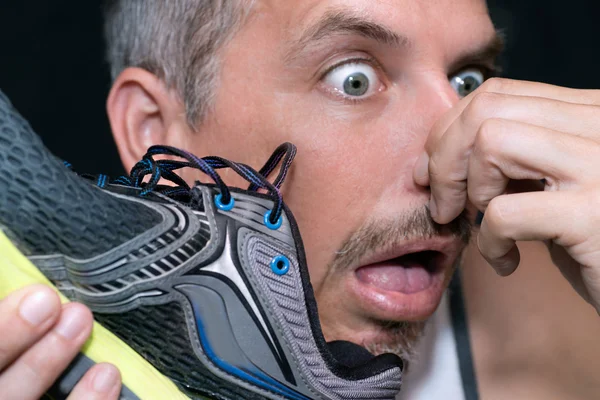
(0, 0, 599, 176)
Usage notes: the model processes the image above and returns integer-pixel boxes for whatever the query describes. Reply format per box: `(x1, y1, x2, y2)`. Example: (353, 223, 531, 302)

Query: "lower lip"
(349, 260, 449, 321)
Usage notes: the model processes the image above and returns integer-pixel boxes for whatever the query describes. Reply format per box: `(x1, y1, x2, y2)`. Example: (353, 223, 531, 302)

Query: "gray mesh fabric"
(0, 89, 162, 259)
(239, 230, 403, 400)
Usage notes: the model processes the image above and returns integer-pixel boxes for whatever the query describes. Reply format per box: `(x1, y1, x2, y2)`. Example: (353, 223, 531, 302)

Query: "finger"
(0, 285, 61, 371)
(0, 303, 93, 400)
(415, 84, 600, 188)
(477, 191, 579, 275)
(67, 363, 122, 400)
(427, 94, 600, 223)
(546, 242, 592, 305)
(431, 78, 600, 148)
(467, 119, 600, 212)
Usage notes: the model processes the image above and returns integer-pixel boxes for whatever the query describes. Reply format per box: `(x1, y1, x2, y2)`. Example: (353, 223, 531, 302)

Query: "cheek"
(281, 121, 403, 288)
(204, 64, 426, 292)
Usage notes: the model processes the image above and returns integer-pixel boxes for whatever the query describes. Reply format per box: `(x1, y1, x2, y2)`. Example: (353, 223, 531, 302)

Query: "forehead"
(258, 0, 490, 26)
(251, 0, 494, 61)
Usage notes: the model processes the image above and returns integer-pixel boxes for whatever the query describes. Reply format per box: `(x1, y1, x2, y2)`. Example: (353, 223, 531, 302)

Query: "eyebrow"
(286, 9, 505, 73)
(286, 9, 412, 63)
(449, 31, 506, 73)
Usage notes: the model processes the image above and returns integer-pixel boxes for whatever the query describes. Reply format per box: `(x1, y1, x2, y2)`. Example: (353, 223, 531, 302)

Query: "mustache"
(331, 205, 472, 272)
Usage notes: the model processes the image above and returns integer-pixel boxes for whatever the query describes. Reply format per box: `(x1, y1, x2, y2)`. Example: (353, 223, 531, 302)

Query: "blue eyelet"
(270, 255, 290, 275)
(215, 193, 235, 211)
(264, 210, 283, 230)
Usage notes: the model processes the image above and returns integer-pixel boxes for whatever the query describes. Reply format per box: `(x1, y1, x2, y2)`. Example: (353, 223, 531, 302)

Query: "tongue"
(356, 259, 433, 294)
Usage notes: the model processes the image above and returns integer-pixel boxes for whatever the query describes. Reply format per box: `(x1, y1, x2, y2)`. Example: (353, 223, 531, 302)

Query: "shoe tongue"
(326, 340, 375, 368)
(189, 186, 206, 211)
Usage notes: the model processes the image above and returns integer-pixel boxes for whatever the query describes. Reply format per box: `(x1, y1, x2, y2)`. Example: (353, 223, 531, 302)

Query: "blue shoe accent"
(215, 193, 235, 211)
(264, 210, 283, 230)
(190, 302, 309, 400)
(96, 174, 108, 189)
(270, 255, 290, 276)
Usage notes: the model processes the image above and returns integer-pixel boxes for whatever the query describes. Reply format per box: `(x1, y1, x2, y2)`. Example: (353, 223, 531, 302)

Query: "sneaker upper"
(0, 89, 403, 400)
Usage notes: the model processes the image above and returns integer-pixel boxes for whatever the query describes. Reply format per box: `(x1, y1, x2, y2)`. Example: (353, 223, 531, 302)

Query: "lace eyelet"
(270, 255, 290, 275)
(215, 193, 235, 211)
(264, 210, 283, 230)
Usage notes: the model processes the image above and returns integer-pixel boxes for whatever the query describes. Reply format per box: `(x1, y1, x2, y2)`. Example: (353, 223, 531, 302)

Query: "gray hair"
(104, 0, 249, 125)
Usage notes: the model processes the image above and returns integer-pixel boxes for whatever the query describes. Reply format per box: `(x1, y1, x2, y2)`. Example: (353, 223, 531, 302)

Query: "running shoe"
(0, 89, 403, 400)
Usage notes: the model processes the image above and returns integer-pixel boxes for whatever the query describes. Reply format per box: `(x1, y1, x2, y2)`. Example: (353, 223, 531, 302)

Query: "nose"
(406, 75, 461, 189)
(417, 75, 462, 145)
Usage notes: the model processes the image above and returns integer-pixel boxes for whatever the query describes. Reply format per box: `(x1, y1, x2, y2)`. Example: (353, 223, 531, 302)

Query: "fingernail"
(19, 289, 56, 326)
(54, 306, 88, 340)
(92, 364, 120, 393)
(493, 260, 516, 276)
(429, 197, 438, 219)
(414, 153, 430, 184)
(490, 256, 517, 276)
(494, 266, 512, 277)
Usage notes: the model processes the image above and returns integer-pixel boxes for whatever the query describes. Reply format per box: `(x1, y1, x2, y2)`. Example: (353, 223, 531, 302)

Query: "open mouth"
(346, 238, 464, 321)
(355, 250, 445, 294)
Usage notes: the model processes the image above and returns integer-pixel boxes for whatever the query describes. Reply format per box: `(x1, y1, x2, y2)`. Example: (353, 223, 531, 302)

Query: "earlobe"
(107, 68, 182, 171)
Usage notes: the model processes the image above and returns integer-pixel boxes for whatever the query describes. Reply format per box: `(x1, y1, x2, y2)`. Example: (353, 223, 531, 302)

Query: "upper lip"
(354, 237, 464, 271)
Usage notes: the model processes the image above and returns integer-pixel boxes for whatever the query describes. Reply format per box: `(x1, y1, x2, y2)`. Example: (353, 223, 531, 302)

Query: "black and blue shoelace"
(71, 143, 296, 227)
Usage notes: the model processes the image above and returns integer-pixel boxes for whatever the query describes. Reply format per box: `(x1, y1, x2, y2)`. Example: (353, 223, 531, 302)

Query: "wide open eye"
(322, 61, 382, 99)
(450, 68, 485, 98)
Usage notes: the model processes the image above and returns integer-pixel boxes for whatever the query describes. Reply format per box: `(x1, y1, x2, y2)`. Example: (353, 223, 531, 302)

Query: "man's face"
(129, 0, 498, 357)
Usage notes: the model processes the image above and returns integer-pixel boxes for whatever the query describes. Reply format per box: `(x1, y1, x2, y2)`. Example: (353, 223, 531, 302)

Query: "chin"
(321, 312, 429, 364)
(362, 319, 428, 363)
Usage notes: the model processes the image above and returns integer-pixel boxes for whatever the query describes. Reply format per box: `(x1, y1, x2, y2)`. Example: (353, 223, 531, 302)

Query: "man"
(2, 0, 600, 399)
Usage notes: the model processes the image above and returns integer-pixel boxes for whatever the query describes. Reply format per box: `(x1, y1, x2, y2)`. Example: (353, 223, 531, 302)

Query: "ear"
(106, 68, 190, 172)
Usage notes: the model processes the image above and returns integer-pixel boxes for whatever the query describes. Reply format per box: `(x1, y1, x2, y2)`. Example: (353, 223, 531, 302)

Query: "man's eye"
(322, 62, 381, 99)
(449, 68, 485, 98)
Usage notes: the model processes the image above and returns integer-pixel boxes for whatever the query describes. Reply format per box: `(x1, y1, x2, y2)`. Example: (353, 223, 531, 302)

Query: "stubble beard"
(330, 205, 472, 365)
(363, 319, 428, 366)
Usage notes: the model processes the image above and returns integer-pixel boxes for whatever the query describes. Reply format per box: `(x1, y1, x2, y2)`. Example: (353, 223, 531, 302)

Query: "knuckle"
(483, 196, 512, 235)
(475, 118, 505, 156)
(19, 335, 63, 383)
(429, 150, 469, 205)
(480, 77, 512, 93)
(468, 186, 491, 211)
(582, 89, 600, 106)
(463, 92, 500, 123)
(13, 353, 51, 389)
(428, 154, 464, 188)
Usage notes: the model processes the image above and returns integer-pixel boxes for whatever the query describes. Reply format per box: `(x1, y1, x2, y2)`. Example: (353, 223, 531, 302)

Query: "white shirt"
(397, 293, 467, 400)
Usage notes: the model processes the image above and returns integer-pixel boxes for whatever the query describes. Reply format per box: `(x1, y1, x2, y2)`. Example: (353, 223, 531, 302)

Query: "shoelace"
(77, 143, 296, 226)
